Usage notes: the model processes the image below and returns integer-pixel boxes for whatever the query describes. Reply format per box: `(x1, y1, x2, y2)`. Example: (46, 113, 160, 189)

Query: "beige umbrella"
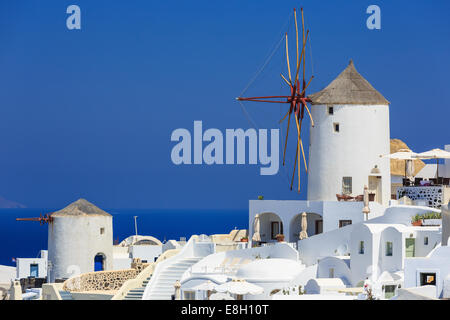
(405, 159, 415, 182)
(252, 214, 261, 242)
(174, 280, 181, 300)
(299, 212, 308, 240)
(362, 185, 370, 220)
(415, 148, 450, 179)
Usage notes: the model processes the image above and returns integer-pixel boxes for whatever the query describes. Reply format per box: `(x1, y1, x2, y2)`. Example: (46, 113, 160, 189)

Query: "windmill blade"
(282, 105, 293, 166)
(294, 111, 303, 192)
(285, 33, 292, 82)
(299, 136, 307, 173)
(294, 30, 309, 85)
(294, 8, 299, 73)
(300, 75, 314, 96)
(290, 141, 299, 191)
(280, 73, 291, 87)
(301, 8, 306, 88)
(303, 101, 315, 127)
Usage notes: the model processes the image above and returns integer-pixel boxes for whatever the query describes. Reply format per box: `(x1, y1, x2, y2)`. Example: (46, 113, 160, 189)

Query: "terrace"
(397, 178, 450, 208)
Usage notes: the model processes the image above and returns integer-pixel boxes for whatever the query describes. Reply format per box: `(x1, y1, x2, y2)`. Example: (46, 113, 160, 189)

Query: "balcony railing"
(397, 185, 450, 208)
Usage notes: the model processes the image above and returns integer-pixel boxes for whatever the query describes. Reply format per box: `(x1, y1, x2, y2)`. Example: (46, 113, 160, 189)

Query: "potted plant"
(276, 234, 285, 242)
(240, 236, 248, 242)
(421, 212, 442, 226)
(411, 214, 423, 226)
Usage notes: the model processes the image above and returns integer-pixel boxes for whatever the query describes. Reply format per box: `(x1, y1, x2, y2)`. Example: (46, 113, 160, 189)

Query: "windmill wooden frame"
(237, 8, 314, 192)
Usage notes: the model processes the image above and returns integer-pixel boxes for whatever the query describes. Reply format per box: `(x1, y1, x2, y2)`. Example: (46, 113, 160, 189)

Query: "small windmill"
(237, 8, 314, 193)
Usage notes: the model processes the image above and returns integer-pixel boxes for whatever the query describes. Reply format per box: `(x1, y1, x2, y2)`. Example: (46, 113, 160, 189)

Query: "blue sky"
(0, 0, 449, 209)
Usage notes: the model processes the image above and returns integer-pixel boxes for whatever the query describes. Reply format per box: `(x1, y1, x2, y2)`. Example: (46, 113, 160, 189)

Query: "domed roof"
(51, 199, 111, 217)
(118, 235, 162, 246)
(236, 258, 304, 281)
(308, 60, 389, 105)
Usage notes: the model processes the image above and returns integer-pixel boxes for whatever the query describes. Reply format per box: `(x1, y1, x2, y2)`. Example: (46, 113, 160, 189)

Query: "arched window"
(94, 253, 105, 271)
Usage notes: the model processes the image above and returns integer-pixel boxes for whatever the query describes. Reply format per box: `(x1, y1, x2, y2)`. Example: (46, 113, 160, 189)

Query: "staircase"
(59, 290, 73, 300)
(123, 275, 152, 300)
(145, 257, 202, 300)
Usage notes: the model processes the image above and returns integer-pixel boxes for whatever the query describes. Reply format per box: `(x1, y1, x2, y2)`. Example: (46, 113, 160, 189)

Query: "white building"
(16, 250, 48, 280)
(48, 199, 113, 282)
(113, 235, 163, 270)
(307, 60, 391, 206)
(249, 60, 392, 247)
(404, 204, 450, 298)
(349, 223, 440, 286)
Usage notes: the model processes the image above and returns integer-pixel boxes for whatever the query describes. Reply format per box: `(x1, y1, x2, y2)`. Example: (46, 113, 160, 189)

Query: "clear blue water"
(0, 208, 248, 267)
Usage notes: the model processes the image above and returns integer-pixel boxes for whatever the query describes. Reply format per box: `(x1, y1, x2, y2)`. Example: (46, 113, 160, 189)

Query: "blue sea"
(0, 208, 248, 267)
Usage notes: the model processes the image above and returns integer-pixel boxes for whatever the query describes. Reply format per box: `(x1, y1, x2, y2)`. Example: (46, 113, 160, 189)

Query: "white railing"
(142, 235, 201, 300)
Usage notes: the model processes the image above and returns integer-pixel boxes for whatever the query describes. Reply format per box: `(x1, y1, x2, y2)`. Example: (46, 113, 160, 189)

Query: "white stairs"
(145, 257, 201, 300)
(123, 275, 152, 300)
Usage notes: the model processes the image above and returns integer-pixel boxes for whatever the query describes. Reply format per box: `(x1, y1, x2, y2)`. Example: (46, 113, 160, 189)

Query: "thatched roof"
(308, 60, 389, 105)
(52, 199, 111, 217)
(390, 139, 425, 176)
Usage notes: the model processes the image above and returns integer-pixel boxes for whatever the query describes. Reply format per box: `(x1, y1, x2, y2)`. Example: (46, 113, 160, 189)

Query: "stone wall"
(63, 259, 149, 292)
(397, 186, 444, 208)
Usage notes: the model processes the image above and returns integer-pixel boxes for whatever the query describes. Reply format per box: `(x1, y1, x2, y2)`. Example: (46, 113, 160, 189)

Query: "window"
(315, 220, 323, 235)
(271, 221, 283, 240)
(329, 268, 335, 278)
(30, 264, 39, 278)
(359, 241, 365, 254)
(342, 177, 352, 195)
(339, 220, 352, 228)
(424, 237, 429, 245)
(386, 242, 393, 256)
(384, 285, 396, 299)
(100, 227, 105, 235)
(420, 273, 436, 286)
(333, 122, 340, 132)
(183, 291, 195, 300)
(328, 106, 334, 115)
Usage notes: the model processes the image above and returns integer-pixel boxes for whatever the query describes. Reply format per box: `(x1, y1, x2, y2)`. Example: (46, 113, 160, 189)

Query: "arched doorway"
(257, 212, 283, 243)
(94, 253, 106, 271)
(289, 213, 322, 242)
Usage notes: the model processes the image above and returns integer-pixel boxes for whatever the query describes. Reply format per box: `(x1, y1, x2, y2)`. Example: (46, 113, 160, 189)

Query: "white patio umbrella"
(299, 212, 308, 240)
(415, 148, 450, 179)
(381, 149, 418, 181)
(192, 280, 217, 300)
(380, 149, 417, 160)
(252, 214, 261, 242)
(192, 280, 217, 291)
(209, 292, 234, 300)
(215, 278, 264, 297)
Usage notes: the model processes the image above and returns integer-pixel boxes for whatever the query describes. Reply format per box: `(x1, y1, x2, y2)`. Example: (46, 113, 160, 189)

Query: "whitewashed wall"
(317, 257, 352, 285)
(48, 215, 113, 282)
(404, 246, 450, 298)
(307, 104, 391, 206)
(129, 245, 162, 263)
(16, 258, 47, 279)
(445, 145, 450, 179)
(249, 200, 385, 244)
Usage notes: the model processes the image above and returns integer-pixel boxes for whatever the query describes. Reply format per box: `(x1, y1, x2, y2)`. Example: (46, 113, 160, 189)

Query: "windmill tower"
(306, 60, 391, 206)
(47, 199, 113, 282)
